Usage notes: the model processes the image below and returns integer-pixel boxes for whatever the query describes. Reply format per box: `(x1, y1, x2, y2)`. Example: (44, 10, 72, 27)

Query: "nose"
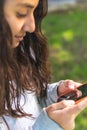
(22, 14, 35, 33)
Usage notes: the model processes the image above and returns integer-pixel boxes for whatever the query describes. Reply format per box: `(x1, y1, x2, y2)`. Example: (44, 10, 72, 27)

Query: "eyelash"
(16, 12, 28, 18)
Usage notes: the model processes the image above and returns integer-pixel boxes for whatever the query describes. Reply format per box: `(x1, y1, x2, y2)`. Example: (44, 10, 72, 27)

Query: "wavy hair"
(0, 0, 51, 117)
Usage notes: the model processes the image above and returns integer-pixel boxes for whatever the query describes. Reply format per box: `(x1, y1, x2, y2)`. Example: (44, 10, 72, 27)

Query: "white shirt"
(0, 82, 63, 130)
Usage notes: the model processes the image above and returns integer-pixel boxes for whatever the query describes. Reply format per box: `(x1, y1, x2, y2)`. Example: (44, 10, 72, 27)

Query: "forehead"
(4, 0, 39, 7)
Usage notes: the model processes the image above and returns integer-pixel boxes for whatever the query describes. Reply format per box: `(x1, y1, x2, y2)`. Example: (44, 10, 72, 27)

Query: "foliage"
(42, 7, 87, 130)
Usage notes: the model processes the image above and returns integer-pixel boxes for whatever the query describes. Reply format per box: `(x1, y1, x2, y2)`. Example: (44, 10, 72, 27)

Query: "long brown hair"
(0, 0, 51, 117)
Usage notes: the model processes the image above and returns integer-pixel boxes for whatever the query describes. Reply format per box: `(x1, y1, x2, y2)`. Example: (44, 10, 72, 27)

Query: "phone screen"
(75, 83, 87, 100)
(57, 83, 87, 102)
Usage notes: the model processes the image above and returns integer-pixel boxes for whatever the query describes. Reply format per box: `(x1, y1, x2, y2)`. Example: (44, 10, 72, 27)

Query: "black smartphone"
(57, 82, 87, 103)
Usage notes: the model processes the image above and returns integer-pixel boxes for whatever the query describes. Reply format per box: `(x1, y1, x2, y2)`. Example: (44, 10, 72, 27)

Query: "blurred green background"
(42, 6, 87, 130)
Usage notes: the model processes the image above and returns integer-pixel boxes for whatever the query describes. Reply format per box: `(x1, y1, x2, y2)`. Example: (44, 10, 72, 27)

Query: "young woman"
(0, 0, 87, 130)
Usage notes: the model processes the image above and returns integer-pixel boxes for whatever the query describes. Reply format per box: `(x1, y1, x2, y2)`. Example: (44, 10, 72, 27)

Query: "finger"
(65, 80, 81, 89)
(46, 100, 75, 112)
(74, 82, 82, 89)
(75, 90, 82, 98)
(60, 80, 75, 90)
(69, 97, 87, 116)
(58, 80, 75, 94)
(57, 100, 75, 109)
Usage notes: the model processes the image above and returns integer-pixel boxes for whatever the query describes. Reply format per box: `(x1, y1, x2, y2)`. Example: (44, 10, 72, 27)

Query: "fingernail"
(67, 101, 75, 106)
(65, 100, 75, 107)
(69, 84, 74, 89)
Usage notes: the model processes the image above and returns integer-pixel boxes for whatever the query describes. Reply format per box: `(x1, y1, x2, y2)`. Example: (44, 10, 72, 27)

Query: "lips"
(16, 36, 23, 41)
(15, 34, 26, 42)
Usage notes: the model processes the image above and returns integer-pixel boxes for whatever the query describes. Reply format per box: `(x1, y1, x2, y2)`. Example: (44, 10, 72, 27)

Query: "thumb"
(46, 100, 75, 112)
(69, 97, 87, 116)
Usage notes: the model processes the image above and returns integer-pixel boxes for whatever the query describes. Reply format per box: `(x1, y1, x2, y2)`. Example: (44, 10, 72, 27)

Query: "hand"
(45, 98, 87, 130)
(58, 80, 81, 96)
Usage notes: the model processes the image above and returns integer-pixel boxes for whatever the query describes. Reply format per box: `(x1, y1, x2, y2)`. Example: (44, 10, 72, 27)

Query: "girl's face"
(4, 0, 39, 48)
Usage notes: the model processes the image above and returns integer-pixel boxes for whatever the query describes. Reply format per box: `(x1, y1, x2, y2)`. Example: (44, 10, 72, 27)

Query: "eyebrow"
(16, 3, 35, 9)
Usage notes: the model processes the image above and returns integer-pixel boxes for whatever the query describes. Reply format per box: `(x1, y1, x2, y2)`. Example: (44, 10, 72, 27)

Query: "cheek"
(6, 16, 24, 35)
(10, 23, 22, 36)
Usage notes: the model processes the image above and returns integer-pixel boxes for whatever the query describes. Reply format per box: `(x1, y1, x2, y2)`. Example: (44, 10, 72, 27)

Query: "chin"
(12, 41, 20, 48)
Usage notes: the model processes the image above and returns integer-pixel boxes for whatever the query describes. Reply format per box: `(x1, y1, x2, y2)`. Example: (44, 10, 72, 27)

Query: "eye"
(16, 12, 28, 18)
